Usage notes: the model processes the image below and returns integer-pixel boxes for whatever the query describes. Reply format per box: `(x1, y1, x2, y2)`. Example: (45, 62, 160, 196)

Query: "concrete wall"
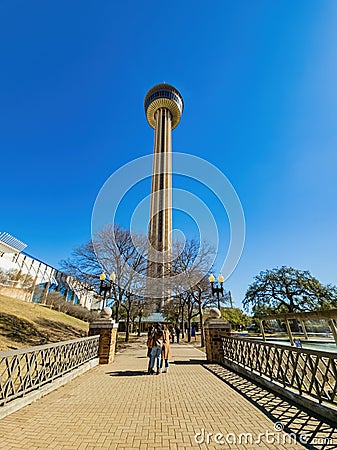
(0, 286, 33, 302)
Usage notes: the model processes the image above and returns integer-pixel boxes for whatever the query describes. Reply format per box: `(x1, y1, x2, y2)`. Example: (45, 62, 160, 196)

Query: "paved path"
(0, 340, 336, 449)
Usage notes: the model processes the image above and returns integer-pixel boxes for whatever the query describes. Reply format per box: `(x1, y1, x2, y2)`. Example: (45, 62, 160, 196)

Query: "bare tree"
(60, 241, 102, 288)
(61, 224, 148, 341)
(162, 295, 181, 326)
(167, 239, 215, 342)
(191, 275, 212, 347)
(130, 295, 153, 336)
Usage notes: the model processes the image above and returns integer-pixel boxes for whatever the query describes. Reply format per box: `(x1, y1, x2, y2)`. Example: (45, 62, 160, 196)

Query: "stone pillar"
(204, 308, 231, 363)
(89, 313, 119, 364)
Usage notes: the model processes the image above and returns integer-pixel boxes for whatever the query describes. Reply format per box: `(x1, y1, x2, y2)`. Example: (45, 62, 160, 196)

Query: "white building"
(0, 232, 96, 309)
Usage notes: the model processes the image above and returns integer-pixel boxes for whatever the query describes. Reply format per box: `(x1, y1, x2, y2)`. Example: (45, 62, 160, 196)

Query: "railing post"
(285, 319, 294, 346)
(299, 319, 309, 339)
(204, 308, 231, 363)
(259, 319, 266, 341)
(328, 319, 337, 346)
(89, 310, 118, 364)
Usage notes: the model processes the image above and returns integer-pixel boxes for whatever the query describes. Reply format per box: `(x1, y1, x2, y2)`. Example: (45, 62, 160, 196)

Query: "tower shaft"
(144, 83, 183, 307)
(148, 108, 172, 259)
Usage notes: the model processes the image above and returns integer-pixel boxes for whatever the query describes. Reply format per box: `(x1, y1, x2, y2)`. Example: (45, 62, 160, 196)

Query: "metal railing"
(221, 336, 337, 407)
(0, 335, 99, 406)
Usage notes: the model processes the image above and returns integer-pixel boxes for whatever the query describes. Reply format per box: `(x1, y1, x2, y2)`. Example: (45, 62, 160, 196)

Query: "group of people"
(147, 323, 178, 374)
(146, 323, 197, 373)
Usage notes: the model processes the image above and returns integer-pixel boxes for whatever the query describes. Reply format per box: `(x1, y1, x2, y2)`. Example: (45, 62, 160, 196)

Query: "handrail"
(222, 335, 337, 358)
(0, 335, 99, 358)
(0, 336, 99, 406)
(221, 336, 337, 407)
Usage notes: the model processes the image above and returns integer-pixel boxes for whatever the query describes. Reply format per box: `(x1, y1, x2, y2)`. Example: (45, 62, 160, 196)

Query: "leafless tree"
(60, 241, 102, 288)
(61, 224, 149, 341)
(168, 238, 215, 343)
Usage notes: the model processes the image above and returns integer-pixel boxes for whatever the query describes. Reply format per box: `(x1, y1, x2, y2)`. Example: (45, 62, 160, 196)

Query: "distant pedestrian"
(175, 325, 180, 344)
(161, 324, 171, 373)
(170, 328, 175, 343)
(148, 323, 163, 374)
(191, 326, 196, 340)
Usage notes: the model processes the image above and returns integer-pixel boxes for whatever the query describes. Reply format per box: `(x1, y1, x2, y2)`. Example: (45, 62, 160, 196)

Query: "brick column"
(89, 318, 119, 364)
(204, 317, 231, 363)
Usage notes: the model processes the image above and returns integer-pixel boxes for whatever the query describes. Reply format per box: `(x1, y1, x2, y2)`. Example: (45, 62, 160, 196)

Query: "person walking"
(161, 324, 171, 373)
(170, 327, 175, 343)
(148, 323, 163, 375)
(175, 325, 180, 344)
(191, 325, 196, 341)
(146, 325, 154, 373)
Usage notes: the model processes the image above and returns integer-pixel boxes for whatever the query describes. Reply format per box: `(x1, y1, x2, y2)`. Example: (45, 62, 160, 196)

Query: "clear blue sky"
(1, 0, 337, 307)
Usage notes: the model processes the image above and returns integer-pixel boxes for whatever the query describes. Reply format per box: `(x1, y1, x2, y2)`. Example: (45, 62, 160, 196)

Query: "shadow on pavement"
(171, 359, 206, 365)
(106, 370, 148, 377)
(205, 364, 337, 450)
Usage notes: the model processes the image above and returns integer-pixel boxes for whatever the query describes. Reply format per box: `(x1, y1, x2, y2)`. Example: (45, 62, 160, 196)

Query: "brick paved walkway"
(0, 340, 336, 449)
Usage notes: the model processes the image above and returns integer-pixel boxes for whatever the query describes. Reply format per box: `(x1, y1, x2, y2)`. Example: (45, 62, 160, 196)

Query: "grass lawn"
(0, 294, 89, 352)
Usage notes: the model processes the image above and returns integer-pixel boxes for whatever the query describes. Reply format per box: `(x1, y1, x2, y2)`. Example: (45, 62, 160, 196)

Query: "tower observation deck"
(144, 83, 183, 307)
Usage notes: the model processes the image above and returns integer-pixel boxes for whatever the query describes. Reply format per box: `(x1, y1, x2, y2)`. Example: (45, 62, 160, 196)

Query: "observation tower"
(144, 83, 183, 307)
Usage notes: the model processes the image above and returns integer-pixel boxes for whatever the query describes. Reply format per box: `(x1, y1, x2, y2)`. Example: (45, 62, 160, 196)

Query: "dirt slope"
(0, 294, 89, 352)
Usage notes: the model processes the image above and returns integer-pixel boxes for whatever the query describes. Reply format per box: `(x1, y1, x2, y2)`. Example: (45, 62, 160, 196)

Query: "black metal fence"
(0, 335, 99, 406)
(221, 336, 337, 407)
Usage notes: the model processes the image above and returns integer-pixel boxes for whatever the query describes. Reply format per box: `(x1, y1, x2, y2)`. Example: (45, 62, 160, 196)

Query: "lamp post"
(99, 271, 116, 312)
(208, 273, 224, 310)
(109, 271, 119, 321)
